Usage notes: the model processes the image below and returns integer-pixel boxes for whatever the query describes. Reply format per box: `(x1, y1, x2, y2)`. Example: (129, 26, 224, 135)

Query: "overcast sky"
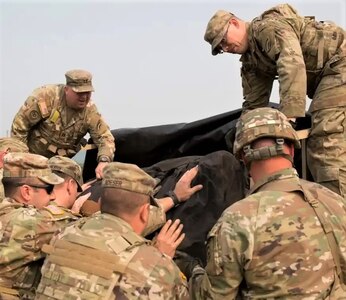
(1, 0, 345, 137)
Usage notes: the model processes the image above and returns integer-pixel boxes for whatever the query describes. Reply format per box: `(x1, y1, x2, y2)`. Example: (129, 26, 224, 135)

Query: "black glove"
(174, 250, 202, 280)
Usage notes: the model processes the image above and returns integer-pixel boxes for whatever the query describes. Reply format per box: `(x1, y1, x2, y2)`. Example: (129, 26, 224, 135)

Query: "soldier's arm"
(11, 97, 43, 143)
(257, 24, 307, 118)
(11, 87, 52, 143)
(189, 208, 254, 299)
(241, 67, 275, 113)
(87, 103, 115, 162)
(143, 166, 203, 237)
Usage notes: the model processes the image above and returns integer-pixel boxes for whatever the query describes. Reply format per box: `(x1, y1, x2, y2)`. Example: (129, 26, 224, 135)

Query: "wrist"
(166, 190, 180, 207)
(98, 156, 111, 163)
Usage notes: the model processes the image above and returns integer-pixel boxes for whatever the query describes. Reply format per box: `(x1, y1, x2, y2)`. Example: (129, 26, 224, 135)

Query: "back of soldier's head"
(48, 156, 83, 192)
(233, 107, 301, 164)
(101, 162, 158, 217)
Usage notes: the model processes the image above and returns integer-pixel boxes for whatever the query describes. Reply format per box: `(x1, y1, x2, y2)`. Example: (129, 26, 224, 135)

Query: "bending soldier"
(48, 155, 85, 214)
(204, 4, 346, 197)
(176, 107, 346, 299)
(36, 162, 191, 299)
(11, 69, 115, 179)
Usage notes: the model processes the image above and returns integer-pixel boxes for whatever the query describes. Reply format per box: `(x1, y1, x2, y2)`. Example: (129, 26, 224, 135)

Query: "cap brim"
(71, 85, 94, 93)
(38, 173, 64, 185)
(150, 196, 159, 207)
(76, 182, 83, 192)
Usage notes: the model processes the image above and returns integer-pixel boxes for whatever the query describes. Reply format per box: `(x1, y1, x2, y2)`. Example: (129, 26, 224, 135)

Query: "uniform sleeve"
(11, 93, 47, 143)
(241, 67, 274, 113)
(256, 23, 307, 118)
(87, 103, 115, 162)
(0, 208, 71, 272)
(189, 209, 255, 299)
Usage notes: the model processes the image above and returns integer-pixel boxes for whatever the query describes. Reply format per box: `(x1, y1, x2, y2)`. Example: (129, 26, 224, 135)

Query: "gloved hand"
(174, 250, 202, 280)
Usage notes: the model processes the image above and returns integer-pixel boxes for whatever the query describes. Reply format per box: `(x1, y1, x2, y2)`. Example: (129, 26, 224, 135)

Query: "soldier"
(48, 155, 84, 213)
(11, 69, 115, 179)
(204, 4, 346, 198)
(36, 162, 190, 299)
(176, 107, 346, 298)
(0, 153, 79, 299)
(0, 137, 29, 200)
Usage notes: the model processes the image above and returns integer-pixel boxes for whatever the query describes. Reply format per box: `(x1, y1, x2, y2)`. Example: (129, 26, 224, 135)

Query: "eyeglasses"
(217, 24, 231, 54)
(12, 183, 55, 195)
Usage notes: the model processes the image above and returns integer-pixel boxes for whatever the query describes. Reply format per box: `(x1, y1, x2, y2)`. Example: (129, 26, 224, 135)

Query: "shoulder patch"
(29, 110, 40, 120)
(43, 205, 64, 215)
(38, 99, 50, 118)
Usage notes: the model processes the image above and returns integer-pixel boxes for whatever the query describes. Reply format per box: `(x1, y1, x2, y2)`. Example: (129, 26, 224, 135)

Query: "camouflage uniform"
(189, 108, 346, 299)
(0, 153, 78, 299)
(36, 162, 189, 299)
(11, 70, 115, 161)
(190, 169, 346, 299)
(0, 138, 29, 200)
(204, 4, 346, 197)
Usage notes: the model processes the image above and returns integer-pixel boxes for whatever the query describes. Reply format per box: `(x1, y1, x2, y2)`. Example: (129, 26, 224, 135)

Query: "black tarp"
(81, 105, 311, 263)
(83, 104, 311, 181)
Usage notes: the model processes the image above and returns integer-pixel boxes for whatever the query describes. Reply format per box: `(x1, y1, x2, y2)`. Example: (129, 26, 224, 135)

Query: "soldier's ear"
(20, 185, 33, 203)
(67, 178, 76, 195)
(230, 17, 239, 28)
(138, 203, 150, 224)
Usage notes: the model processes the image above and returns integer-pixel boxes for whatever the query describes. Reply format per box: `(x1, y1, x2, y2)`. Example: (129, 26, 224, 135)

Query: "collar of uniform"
(0, 197, 25, 210)
(249, 168, 302, 195)
(102, 213, 136, 231)
(101, 213, 146, 242)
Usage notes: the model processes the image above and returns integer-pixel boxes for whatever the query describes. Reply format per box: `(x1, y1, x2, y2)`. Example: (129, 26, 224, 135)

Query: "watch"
(166, 190, 180, 207)
(98, 156, 110, 163)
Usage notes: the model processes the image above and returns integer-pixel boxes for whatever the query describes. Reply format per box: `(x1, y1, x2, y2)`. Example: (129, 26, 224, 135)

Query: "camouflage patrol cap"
(204, 10, 234, 55)
(65, 69, 94, 93)
(102, 162, 158, 196)
(233, 107, 301, 158)
(0, 137, 29, 153)
(48, 156, 83, 192)
(3, 152, 64, 185)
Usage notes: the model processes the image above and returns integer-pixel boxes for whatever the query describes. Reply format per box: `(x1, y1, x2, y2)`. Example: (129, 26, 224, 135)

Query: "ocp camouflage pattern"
(190, 168, 346, 299)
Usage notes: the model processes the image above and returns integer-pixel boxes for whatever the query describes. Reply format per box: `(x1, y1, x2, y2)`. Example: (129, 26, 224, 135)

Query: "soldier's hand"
(174, 166, 203, 203)
(71, 192, 91, 214)
(80, 178, 97, 192)
(95, 162, 108, 179)
(153, 219, 185, 258)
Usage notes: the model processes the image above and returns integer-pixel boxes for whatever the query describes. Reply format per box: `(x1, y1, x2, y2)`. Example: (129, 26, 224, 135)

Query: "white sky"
(1, 0, 345, 137)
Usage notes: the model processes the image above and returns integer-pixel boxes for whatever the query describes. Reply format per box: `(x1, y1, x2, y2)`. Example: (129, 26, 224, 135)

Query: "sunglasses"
(12, 183, 55, 195)
(29, 184, 55, 195)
